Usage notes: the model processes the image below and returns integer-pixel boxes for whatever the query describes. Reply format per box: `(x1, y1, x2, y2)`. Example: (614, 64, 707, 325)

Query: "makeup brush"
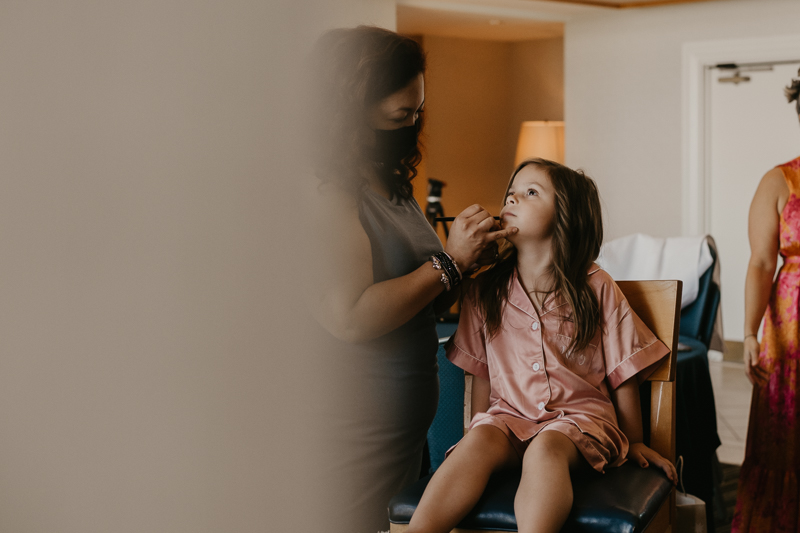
(434, 216, 501, 222)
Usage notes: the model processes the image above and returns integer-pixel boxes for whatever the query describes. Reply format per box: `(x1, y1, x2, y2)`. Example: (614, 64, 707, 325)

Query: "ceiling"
(398, 5, 564, 41)
(398, 0, 729, 41)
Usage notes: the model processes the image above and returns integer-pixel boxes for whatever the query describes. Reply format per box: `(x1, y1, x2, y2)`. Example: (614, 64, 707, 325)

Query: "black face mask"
(371, 123, 419, 165)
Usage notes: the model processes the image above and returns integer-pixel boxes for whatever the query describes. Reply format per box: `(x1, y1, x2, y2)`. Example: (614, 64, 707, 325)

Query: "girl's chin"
(506, 229, 551, 245)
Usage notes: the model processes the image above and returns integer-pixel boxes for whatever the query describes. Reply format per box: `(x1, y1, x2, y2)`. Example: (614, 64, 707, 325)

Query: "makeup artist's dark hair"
(786, 68, 800, 115)
(309, 26, 425, 199)
(473, 159, 604, 355)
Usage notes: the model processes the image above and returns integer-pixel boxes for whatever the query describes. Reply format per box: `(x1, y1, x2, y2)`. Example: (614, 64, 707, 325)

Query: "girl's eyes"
(505, 188, 537, 203)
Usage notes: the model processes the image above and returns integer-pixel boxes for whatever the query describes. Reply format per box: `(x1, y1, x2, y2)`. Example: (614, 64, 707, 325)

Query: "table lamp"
(514, 121, 565, 166)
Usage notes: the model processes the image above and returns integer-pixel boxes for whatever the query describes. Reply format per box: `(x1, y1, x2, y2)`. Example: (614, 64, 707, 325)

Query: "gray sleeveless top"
(357, 188, 444, 366)
(324, 189, 445, 532)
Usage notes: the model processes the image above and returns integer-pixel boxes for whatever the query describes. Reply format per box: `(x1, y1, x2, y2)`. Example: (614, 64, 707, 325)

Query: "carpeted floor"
(714, 462, 740, 533)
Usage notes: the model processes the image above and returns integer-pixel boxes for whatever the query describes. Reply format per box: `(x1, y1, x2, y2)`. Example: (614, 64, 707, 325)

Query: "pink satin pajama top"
(445, 266, 669, 472)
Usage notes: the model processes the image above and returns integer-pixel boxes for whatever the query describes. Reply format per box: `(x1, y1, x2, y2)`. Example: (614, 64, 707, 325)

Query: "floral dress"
(733, 156, 800, 532)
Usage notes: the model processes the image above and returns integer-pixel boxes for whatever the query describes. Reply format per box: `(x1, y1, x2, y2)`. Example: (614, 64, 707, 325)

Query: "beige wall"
(0, 1, 394, 532)
(413, 36, 564, 230)
(510, 38, 565, 127)
(417, 36, 515, 220)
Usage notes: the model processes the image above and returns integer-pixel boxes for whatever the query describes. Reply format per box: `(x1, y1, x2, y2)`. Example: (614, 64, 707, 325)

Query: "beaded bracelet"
(438, 253, 461, 289)
(430, 254, 452, 291)
(431, 251, 463, 291)
(440, 251, 462, 282)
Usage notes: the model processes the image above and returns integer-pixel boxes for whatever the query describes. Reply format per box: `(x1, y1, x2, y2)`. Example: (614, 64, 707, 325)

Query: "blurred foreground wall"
(0, 1, 393, 532)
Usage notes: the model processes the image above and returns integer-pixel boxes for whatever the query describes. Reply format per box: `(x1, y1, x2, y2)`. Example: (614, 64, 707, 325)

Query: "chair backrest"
(616, 280, 682, 464)
(679, 249, 719, 349)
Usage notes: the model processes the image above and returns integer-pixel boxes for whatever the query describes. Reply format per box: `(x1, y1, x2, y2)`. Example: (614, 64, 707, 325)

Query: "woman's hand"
(744, 335, 769, 387)
(471, 241, 500, 270)
(628, 442, 677, 485)
(445, 205, 517, 272)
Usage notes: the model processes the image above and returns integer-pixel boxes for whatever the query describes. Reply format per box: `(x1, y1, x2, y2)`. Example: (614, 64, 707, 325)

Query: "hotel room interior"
(392, 2, 799, 529)
(389, 1, 800, 531)
(1, 1, 799, 532)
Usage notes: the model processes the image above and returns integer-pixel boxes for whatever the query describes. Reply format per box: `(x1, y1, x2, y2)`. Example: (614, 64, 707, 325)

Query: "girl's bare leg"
(406, 424, 521, 533)
(514, 431, 583, 533)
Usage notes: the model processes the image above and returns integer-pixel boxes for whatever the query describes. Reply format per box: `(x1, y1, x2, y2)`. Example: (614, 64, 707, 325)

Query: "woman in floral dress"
(734, 69, 800, 532)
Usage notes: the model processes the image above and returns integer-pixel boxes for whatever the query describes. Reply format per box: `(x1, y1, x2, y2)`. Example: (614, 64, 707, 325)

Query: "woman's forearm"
(744, 260, 775, 337)
(317, 260, 448, 343)
(311, 191, 517, 344)
(743, 167, 784, 338)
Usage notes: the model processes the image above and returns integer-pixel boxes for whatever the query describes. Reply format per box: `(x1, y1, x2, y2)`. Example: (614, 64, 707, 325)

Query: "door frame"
(682, 34, 800, 236)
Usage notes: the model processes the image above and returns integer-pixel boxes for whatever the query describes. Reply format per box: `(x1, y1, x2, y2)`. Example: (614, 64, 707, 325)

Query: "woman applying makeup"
(306, 26, 515, 532)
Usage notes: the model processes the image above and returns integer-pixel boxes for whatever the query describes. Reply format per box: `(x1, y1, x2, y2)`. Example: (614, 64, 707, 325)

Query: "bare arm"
(744, 167, 787, 385)
(310, 187, 516, 343)
(470, 374, 491, 416)
(611, 378, 677, 483)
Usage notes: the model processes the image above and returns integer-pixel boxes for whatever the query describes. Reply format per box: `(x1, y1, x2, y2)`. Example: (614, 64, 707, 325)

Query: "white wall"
(510, 38, 564, 125)
(710, 63, 800, 340)
(565, 0, 800, 241)
(0, 1, 393, 532)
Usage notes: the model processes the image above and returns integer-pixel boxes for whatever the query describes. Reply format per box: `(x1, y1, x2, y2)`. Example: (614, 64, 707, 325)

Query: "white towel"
(597, 234, 714, 309)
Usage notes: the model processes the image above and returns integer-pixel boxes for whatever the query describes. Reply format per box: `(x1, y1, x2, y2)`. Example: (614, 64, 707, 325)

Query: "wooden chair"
(389, 280, 682, 533)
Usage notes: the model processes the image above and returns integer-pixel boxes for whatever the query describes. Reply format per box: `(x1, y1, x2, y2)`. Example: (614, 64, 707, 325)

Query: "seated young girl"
(406, 159, 678, 533)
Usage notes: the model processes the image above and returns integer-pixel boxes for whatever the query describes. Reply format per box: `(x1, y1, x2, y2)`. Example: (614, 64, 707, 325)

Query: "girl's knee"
(456, 425, 517, 464)
(525, 431, 578, 463)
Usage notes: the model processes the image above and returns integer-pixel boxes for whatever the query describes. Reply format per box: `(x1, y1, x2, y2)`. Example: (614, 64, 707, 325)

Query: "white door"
(709, 62, 800, 342)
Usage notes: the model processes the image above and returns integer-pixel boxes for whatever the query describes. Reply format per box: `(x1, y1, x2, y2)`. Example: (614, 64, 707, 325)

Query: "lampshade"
(514, 121, 565, 166)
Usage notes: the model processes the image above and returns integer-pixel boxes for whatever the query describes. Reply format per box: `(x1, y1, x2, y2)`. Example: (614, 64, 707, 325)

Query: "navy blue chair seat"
(390, 462, 673, 533)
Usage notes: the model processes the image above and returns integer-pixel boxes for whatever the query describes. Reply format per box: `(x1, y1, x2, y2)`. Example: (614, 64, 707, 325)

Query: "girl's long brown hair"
(474, 159, 604, 354)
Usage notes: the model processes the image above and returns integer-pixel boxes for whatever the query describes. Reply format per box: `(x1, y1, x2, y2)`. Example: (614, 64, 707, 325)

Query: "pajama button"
(531, 322, 539, 331)
(537, 402, 545, 410)
(532, 362, 540, 371)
